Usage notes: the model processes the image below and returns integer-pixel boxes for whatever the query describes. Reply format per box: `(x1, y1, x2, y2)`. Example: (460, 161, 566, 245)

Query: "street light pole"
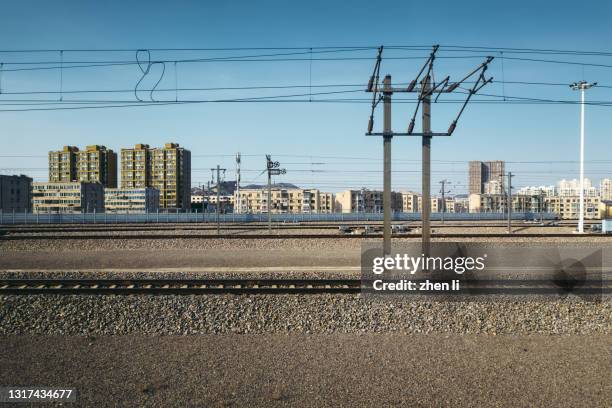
(570, 80, 597, 233)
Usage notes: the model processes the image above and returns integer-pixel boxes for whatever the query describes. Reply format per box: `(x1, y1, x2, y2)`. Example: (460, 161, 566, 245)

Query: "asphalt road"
(1, 334, 610, 407)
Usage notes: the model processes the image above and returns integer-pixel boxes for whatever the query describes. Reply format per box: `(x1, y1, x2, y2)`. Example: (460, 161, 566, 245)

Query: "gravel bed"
(1, 294, 610, 335)
(3, 236, 612, 252)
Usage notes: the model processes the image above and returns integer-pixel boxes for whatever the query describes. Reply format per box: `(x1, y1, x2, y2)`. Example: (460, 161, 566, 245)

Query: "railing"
(0, 211, 558, 225)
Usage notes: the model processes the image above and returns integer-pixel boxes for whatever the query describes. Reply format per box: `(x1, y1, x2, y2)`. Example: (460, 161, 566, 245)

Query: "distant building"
(557, 178, 598, 197)
(516, 185, 557, 196)
(235, 188, 333, 214)
(49, 145, 117, 187)
(600, 178, 612, 201)
(400, 192, 419, 213)
(77, 145, 117, 188)
(468, 160, 505, 195)
(32, 182, 104, 213)
(121, 143, 191, 210)
(334, 189, 402, 213)
(0, 175, 32, 212)
(545, 195, 600, 220)
(104, 188, 159, 213)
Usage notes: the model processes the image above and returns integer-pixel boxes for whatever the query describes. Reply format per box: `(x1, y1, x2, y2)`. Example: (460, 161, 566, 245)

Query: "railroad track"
(0, 232, 608, 240)
(1, 278, 608, 295)
(0, 278, 361, 294)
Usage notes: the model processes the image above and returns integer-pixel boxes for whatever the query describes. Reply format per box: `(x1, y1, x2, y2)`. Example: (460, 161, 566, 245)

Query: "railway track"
(1, 278, 608, 295)
(0, 278, 360, 294)
(0, 232, 608, 240)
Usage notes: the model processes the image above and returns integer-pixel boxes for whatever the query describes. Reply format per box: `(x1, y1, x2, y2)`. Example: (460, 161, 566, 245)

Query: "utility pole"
(439, 179, 451, 224)
(570, 80, 597, 233)
(366, 45, 493, 259)
(506, 172, 513, 234)
(265, 155, 286, 234)
(210, 165, 226, 235)
(235, 153, 241, 214)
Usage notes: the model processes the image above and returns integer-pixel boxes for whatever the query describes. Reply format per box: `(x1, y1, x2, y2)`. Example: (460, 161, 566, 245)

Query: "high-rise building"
(120, 144, 151, 189)
(120, 143, 191, 210)
(76, 145, 117, 188)
(468, 160, 505, 195)
(49, 146, 79, 183)
(151, 143, 191, 210)
(49, 145, 117, 187)
(0, 174, 32, 212)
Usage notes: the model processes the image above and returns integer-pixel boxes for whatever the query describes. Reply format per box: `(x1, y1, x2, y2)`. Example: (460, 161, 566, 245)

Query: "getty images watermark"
(361, 242, 609, 301)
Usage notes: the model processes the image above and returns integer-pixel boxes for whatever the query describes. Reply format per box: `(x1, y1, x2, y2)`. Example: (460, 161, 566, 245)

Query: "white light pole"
(570, 80, 596, 233)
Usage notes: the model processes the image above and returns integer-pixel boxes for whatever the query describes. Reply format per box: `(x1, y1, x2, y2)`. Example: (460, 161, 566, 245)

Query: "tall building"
(0, 175, 32, 212)
(121, 144, 151, 189)
(32, 182, 104, 213)
(468, 160, 505, 194)
(49, 146, 79, 182)
(77, 145, 117, 187)
(557, 178, 597, 197)
(120, 143, 191, 210)
(49, 145, 117, 187)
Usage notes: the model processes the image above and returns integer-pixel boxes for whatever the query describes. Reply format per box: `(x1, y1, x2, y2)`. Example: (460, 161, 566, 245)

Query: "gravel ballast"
(1, 294, 610, 335)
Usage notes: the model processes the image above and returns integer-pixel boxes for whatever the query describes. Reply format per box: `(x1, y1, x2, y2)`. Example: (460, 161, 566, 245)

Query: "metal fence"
(0, 211, 557, 225)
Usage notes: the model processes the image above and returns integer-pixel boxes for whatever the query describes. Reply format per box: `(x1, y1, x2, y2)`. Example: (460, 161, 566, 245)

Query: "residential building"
(557, 178, 598, 197)
(418, 196, 444, 213)
(77, 145, 117, 187)
(104, 187, 159, 213)
(400, 192, 419, 213)
(335, 189, 402, 213)
(49, 146, 79, 182)
(599, 200, 612, 219)
(600, 178, 612, 201)
(516, 185, 557, 196)
(32, 182, 104, 213)
(0, 175, 32, 212)
(151, 143, 191, 210)
(468, 160, 505, 194)
(121, 144, 152, 189)
(235, 188, 333, 214)
(545, 195, 600, 220)
(121, 143, 191, 210)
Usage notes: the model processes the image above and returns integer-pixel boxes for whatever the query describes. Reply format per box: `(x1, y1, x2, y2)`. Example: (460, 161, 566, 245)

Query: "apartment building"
(235, 188, 333, 214)
(32, 182, 104, 213)
(104, 187, 159, 213)
(121, 143, 191, 210)
(49, 145, 117, 187)
(544, 195, 600, 220)
(400, 192, 419, 213)
(121, 144, 151, 189)
(0, 174, 32, 212)
(335, 189, 401, 213)
(418, 196, 444, 213)
(76, 145, 117, 187)
(557, 178, 598, 197)
(49, 146, 79, 182)
(600, 178, 612, 201)
(468, 160, 505, 194)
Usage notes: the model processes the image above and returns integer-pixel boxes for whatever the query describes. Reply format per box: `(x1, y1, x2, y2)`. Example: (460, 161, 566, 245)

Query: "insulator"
(447, 121, 457, 135)
(447, 83, 459, 92)
(367, 117, 374, 134)
(407, 119, 415, 134)
(367, 77, 374, 92)
(407, 79, 417, 92)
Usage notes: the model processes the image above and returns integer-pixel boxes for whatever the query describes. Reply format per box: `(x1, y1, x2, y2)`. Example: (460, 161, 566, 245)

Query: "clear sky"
(1, 0, 611, 194)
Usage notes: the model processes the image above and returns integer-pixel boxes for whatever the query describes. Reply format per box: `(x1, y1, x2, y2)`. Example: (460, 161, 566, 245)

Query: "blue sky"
(1, 0, 611, 193)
